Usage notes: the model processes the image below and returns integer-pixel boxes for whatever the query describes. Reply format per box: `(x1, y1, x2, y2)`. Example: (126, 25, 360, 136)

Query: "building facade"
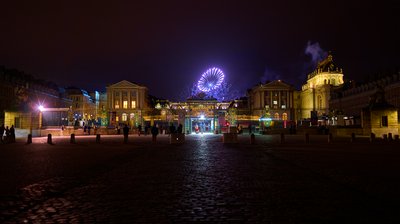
(300, 54, 344, 121)
(248, 80, 298, 123)
(1, 66, 72, 130)
(106, 80, 149, 127)
(330, 73, 400, 125)
(65, 87, 97, 126)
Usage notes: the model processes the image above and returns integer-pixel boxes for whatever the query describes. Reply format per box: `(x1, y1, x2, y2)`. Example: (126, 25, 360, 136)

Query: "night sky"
(1, 1, 399, 100)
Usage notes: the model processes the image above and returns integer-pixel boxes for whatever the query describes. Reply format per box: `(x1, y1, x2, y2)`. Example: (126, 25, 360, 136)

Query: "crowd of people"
(0, 124, 16, 144)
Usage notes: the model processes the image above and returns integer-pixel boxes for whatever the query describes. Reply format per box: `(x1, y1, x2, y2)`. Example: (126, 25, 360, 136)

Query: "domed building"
(300, 53, 344, 124)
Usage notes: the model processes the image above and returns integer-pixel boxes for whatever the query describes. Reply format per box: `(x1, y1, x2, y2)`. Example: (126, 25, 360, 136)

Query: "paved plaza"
(1, 134, 400, 223)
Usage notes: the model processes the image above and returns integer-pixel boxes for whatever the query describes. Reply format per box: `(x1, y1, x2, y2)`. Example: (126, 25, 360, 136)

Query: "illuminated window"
(282, 113, 288, 120)
(273, 100, 278, 105)
(131, 100, 136, 108)
(281, 105, 286, 109)
(115, 100, 120, 109)
(130, 113, 135, 120)
(122, 113, 127, 121)
(116, 116, 119, 122)
(123, 100, 128, 109)
(274, 113, 280, 120)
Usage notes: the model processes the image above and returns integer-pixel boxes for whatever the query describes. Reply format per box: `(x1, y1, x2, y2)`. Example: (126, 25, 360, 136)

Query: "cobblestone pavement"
(1, 134, 400, 223)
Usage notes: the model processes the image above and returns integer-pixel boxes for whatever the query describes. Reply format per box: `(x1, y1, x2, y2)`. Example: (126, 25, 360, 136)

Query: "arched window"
(130, 113, 135, 120)
(282, 113, 288, 121)
(122, 113, 127, 121)
(274, 113, 280, 120)
(317, 95, 322, 110)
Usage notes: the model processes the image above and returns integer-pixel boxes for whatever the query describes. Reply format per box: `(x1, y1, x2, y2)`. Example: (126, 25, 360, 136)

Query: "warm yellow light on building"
(115, 101, 120, 109)
(123, 100, 128, 109)
(131, 100, 136, 108)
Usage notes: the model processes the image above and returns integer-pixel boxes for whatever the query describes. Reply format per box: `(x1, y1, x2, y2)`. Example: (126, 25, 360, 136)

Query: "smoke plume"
(260, 67, 280, 83)
(305, 41, 327, 66)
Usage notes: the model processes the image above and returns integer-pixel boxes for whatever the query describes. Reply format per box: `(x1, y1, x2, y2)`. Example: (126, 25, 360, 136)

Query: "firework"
(197, 67, 225, 92)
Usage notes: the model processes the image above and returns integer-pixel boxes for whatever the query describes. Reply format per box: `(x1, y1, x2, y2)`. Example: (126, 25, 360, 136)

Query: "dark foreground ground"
(1, 134, 400, 223)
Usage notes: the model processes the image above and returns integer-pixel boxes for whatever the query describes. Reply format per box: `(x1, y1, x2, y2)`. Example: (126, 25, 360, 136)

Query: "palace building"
(300, 54, 344, 122)
(248, 80, 299, 122)
(106, 80, 149, 127)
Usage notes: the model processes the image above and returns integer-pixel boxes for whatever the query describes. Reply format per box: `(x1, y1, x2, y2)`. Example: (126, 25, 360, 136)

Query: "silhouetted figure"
(88, 126, 91, 135)
(0, 124, 4, 143)
(169, 123, 176, 134)
(10, 125, 15, 143)
(84, 125, 87, 133)
(117, 126, 121, 135)
(137, 124, 142, 136)
(123, 124, 129, 143)
(5, 126, 10, 143)
(177, 124, 183, 134)
(144, 125, 149, 136)
(151, 125, 158, 142)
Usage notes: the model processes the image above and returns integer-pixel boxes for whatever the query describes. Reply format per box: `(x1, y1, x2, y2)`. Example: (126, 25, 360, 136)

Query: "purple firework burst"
(197, 67, 225, 92)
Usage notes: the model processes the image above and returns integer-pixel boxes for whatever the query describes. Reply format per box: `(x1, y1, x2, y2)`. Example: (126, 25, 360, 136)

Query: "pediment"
(107, 80, 145, 89)
(253, 80, 293, 91)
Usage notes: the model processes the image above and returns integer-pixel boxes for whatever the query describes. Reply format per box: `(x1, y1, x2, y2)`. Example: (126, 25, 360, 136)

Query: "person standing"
(0, 124, 4, 143)
(5, 126, 10, 143)
(88, 125, 91, 135)
(137, 124, 142, 136)
(151, 125, 158, 142)
(123, 124, 129, 143)
(10, 125, 16, 143)
(177, 124, 183, 134)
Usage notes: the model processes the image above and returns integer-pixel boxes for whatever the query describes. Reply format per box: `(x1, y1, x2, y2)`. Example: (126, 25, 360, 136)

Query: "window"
(273, 100, 278, 105)
(122, 113, 127, 121)
(382, 116, 388, 127)
(115, 100, 120, 109)
(281, 105, 286, 109)
(131, 100, 136, 108)
(116, 116, 119, 122)
(130, 113, 135, 120)
(274, 113, 280, 120)
(282, 113, 288, 121)
(317, 95, 322, 110)
(123, 100, 128, 109)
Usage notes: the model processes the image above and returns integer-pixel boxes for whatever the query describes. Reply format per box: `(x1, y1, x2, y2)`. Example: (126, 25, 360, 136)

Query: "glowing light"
(197, 67, 225, 92)
(200, 115, 205, 120)
(38, 105, 44, 112)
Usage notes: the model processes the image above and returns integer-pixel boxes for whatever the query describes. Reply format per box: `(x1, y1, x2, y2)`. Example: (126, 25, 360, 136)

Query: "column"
(128, 90, 131, 109)
(287, 91, 290, 108)
(278, 91, 281, 108)
(261, 91, 264, 108)
(270, 91, 273, 107)
(137, 89, 140, 109)
(111, 90, 114, 109)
